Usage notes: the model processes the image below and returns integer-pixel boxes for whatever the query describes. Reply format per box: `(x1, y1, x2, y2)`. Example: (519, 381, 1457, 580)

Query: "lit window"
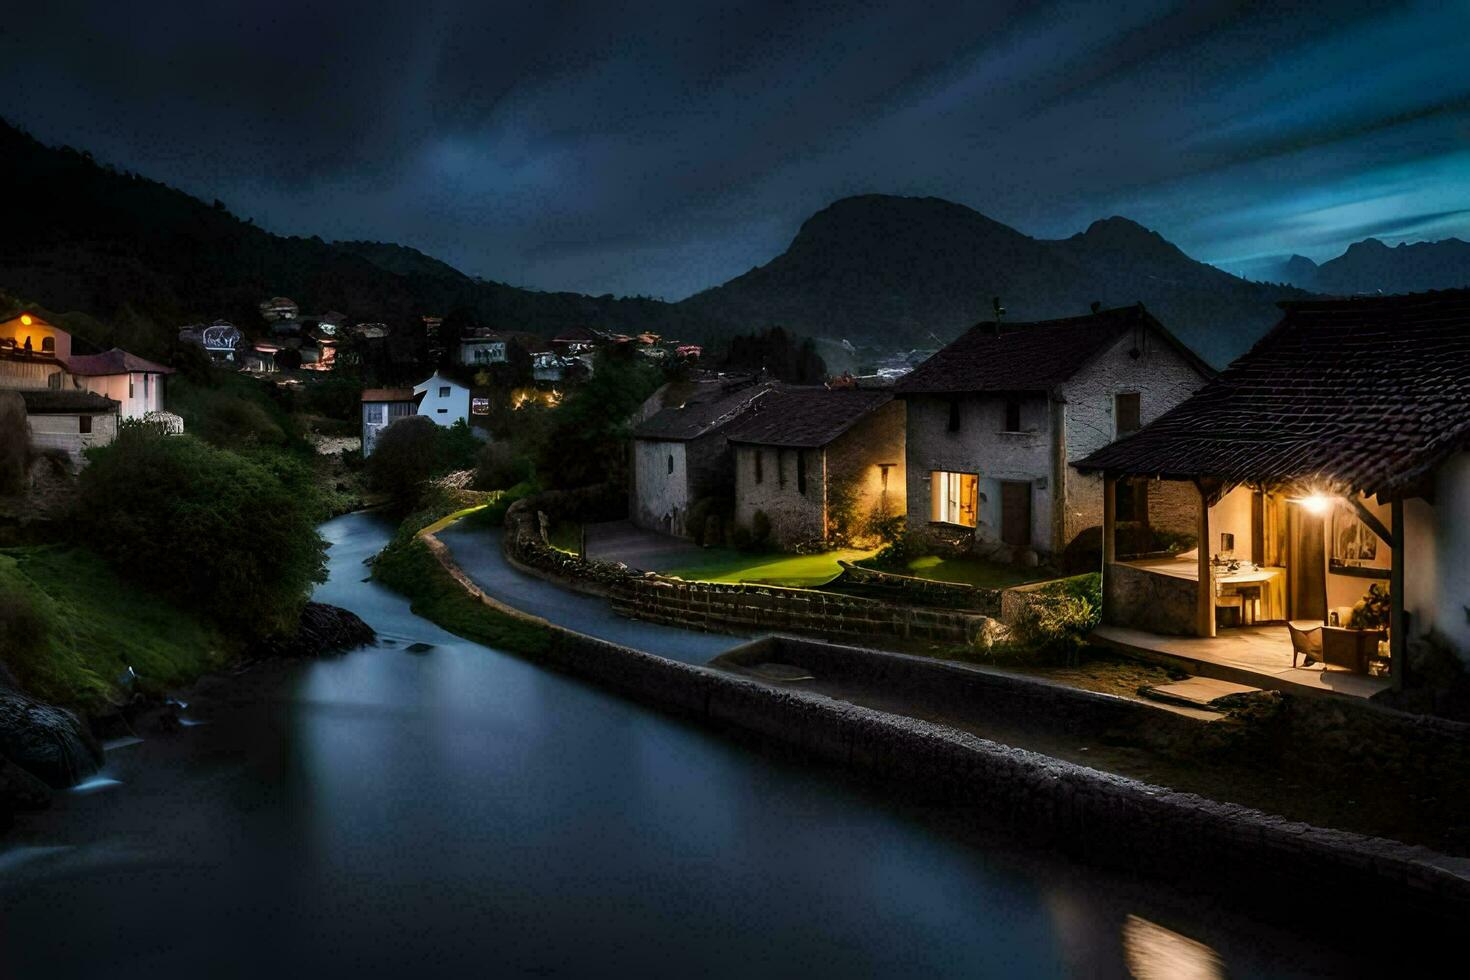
(931, 471, 978, 527)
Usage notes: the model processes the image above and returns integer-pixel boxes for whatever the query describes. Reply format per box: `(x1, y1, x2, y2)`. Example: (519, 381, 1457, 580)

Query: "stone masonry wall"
(821, 399, 906, 546)
(733, 444, 826, 547)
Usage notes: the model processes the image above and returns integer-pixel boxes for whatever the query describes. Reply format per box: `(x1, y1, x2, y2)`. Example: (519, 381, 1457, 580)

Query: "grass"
(664, 546, 876, 588)
(868, 554, 1051, 589)
(0, 546, 233, 712)
(371, 498, 551, 657)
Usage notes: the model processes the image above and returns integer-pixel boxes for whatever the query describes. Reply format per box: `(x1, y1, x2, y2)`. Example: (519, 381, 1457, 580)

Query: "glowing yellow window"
(931, 471, 978, 527)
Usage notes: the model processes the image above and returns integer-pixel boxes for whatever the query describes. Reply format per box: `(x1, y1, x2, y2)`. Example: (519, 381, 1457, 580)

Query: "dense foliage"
(366, 417, 481, 504)
(0, 389, 27, 495)
(74, 427, 327, 636)
(718, 326, 827, 383)
(532, 351, 662, 489)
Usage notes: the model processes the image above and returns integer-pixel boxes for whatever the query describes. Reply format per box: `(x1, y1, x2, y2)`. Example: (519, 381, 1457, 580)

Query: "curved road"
(436, 523, 746, 664)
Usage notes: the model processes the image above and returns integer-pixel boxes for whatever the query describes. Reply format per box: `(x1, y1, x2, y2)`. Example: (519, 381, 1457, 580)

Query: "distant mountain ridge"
(679, 195, 1309, 365)
(11, 117, 1469, 372)
(1270, 237, 1470, 295)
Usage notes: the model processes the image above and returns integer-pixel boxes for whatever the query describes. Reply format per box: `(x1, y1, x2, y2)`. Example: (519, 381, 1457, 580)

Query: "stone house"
(726, 387, 906, 549)
(67, 349, 174, 419)
(19, 389, 120, 466)
(361, 387, 421, 456)
(894, 305, 1213, 563)
(629, 377, 774, 537)
(1079, 289, 1470, 678)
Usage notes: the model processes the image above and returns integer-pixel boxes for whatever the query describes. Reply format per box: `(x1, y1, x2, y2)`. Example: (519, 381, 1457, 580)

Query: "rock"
(0, 689, 104, 788)
(257, 602, 376, 658)
(966, 616, 1010, 651)
(0, 755, 53, 810)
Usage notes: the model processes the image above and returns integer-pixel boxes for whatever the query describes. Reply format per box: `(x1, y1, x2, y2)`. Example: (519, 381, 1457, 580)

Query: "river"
(0, 512, 1396, 977)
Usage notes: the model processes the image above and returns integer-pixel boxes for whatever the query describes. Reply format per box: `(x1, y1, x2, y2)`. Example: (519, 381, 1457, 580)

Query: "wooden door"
(1287, 507, 1327, 622)
(1001, 480, 1032, 548)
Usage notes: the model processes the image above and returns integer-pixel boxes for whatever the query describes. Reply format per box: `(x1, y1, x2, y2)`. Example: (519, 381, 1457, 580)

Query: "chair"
(1287, 621, 1322, 668)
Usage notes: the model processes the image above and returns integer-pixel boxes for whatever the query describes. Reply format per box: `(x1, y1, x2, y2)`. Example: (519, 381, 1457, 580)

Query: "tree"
(535, 354, 661, 490)
(718, 326, 827, 383)
(366, 415, 442, 503)
(0, 390, 27, 495)
(74, 427, 326, 636)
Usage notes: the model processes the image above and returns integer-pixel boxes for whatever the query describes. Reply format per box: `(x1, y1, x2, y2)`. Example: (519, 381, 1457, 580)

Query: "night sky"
(4, 1, 1467, 298)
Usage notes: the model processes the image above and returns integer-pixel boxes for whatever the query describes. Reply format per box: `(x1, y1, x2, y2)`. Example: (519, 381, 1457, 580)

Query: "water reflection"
(0, 512, 1406, 977)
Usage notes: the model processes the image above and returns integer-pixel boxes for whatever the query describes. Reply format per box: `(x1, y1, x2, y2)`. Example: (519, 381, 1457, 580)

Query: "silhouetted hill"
(679, 195, 1308, 365)
(1269, 238, 1470, 295)
(0, 119, 705, 360)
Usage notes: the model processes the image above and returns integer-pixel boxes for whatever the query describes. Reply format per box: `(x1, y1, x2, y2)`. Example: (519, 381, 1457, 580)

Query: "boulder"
(257, 602, 376, 658)
(0, 755, 52, 810)
(0, 689, 104, 788)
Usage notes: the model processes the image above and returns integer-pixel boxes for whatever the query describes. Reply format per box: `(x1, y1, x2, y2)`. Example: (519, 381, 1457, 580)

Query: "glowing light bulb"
(20, 314, 32, 325)
(1298, 494, 1332, 515)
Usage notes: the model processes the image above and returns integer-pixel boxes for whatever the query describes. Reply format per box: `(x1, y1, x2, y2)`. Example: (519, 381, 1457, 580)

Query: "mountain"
(0, 120, 1321, 369)
(1276, 254, 1321, 288)
(0, 119, 707, 365)
(678, 195, 1309, 365)
(1311, 238, 1470, 295)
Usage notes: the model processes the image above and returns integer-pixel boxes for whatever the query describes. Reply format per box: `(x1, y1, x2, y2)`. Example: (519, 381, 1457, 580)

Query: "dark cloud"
(3, 0, 1466, 298)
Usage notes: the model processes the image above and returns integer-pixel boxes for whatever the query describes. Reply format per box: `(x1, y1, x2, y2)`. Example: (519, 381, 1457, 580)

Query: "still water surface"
(0, 512, 1392, 977)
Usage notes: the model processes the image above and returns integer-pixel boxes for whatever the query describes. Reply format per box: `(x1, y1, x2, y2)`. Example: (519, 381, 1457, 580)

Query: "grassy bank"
(0, 545, 232, 712)
(370, 490, 551, 657)
(664, 547, 875, 587)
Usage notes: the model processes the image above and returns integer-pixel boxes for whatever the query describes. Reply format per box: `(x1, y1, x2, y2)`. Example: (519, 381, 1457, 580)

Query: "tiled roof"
(893, 305, 1211, 395)
(65, 348, 175, 376)
(1076, 289, 1470, 499)
(19, 389, 118, 414)
(725, 387, 892, 449)
(633, 379, 773, 441)
(361, 387, 418, 403)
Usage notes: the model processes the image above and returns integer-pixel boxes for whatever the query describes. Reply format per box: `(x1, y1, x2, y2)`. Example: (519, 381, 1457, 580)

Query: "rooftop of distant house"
(724, 386, 893, 449)
(633, 376, 773, 441)
(894, 304, 1212, 395)
(66, 348, 175, 376)
(1076, 289, 1470, 499)
(17, 389, 119, 414)
(361, 387, 420, 403)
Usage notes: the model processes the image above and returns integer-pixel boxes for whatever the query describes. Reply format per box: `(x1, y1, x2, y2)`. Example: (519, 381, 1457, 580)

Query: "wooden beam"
(1348, 495, 1392, 546)
(1195, 479, 1216, 638)
(1101, 475, 1116, 622)
(1390, 497, 1406, 689)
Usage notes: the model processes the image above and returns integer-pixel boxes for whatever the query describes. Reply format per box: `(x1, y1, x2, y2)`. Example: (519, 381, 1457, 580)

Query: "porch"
(1093, 623, 1391, 701)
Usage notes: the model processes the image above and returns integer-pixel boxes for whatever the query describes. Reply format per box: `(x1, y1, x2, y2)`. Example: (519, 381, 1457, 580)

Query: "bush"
(750, 510, 771, 549)
(475, 441, 534, 490)
(367, 415, 442, 503)
(0, 389, 27, 495)
(75, 427, 326, 636)
(1004, 573, 1102, 660)
(0, 586, 47, 661)
(437, 419, 480, 473)
(170, 375, 294, 449)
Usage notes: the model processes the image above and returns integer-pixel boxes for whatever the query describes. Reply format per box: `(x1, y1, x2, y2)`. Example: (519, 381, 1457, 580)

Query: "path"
(582, 519, 709, 570)
(436, 522, 746, 665)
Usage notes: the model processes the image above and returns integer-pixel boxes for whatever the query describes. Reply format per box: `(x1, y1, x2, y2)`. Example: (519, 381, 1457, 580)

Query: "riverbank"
(388, 506, 1470, 917)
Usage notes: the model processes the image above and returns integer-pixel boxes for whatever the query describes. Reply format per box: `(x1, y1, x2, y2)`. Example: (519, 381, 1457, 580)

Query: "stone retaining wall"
(830, 560, 1002, 614)
(419, 516, 1470, 916)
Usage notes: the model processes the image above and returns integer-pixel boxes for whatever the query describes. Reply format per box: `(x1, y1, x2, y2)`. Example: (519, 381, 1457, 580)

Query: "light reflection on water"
(0, 512, 1391, 978)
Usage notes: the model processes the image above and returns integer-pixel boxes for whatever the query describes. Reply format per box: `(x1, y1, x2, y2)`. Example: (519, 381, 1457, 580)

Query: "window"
(40, 337, 54, 353)
(1115, 392, 1141, 437)
(931, 471, 978, 527)
(437, 408, 447, 414)
(79, 415, 92, 434)
(1004, 398, 1022, 433)
(439, 386, 451, 397)
(947, 398, 961, 433)
(365, 404, 385, 425)
(129, 378, 135, 398)
(796, 451, 807, 495)
(754, 450, 763, 484)
(667, 454, 674, 474)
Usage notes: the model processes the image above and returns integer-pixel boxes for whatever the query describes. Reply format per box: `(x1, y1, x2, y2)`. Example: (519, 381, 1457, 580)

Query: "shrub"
(1003, 573, 1102, 660)
(0, 586, 47, 660)
(475, 440, 534, 491)
(367, 415, 442, 503)
(750, 510, 771, 549)
(75, 427, 326, 636)
(437, 419, 481, 473)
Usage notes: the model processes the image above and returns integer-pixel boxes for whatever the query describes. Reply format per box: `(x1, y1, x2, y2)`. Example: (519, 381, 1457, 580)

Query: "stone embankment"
(501, 493, 1001, 646)
(422, 510, 1470, 915)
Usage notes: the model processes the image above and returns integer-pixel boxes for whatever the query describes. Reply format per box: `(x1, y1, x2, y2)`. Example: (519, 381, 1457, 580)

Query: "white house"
(361, 387, 420, 456)
(414, 371, 472, 426)
(894, 304, 1214, 563)
(66, 349, 174, 419)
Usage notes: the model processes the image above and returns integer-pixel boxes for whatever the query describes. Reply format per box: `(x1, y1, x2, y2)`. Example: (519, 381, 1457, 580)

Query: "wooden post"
(1195, 479, 1215, 638)
(1390, 497, 1406, 689)
(1101, 475, 1117, 619)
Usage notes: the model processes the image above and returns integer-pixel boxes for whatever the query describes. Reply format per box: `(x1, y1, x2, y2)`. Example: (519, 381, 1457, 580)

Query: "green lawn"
(873, 554, 1051, 589)
(0, 546, 233, 711)
(664, 547, 876, 588)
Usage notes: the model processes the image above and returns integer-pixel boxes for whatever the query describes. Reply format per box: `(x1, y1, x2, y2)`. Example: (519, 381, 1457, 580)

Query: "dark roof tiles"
(1076, 289, 1470, 498)
(725, 387, 892, 449)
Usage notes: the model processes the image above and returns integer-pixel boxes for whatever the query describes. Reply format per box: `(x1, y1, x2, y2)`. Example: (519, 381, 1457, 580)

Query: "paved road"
(437, 523, 747, 665)
(583, 519, 708, 571)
